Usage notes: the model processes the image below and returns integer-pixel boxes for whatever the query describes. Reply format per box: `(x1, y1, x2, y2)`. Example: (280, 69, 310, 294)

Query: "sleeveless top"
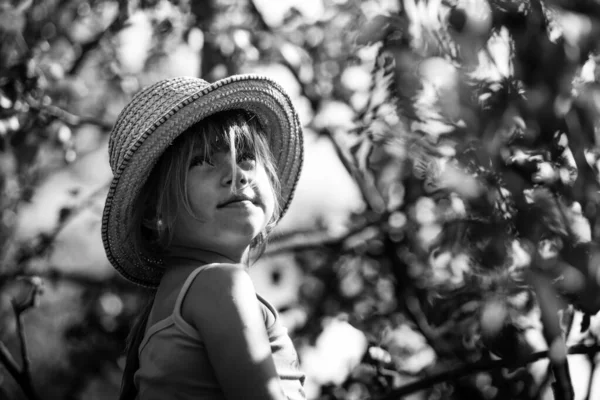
(133, 265, 306, 400)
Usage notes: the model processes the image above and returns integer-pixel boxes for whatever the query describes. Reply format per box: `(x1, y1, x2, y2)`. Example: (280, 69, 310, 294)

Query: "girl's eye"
(190, 155, 214, 167)
(237, 153, 256, 163)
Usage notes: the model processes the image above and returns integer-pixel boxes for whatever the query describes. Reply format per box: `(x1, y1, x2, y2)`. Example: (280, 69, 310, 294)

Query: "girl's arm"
(182, 263, 287, 400)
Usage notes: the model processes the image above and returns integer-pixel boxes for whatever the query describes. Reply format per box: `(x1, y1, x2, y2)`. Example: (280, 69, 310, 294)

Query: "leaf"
(350, 46, 403, 175)
(356, 14, 394, 46)
(358, 47, 399, 127)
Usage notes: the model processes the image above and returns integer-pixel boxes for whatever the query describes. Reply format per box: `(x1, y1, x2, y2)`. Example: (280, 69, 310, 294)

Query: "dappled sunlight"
(4, 0, 600, 399)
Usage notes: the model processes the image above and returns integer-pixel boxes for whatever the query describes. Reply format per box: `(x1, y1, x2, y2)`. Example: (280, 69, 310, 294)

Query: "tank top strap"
(171, 263, 218, 339)
(174, 264, 215, 311)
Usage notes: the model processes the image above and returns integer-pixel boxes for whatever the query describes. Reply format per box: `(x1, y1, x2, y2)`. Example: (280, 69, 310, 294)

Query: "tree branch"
(10, 301, 37, 400)
(531, 307, 576, 398)
(14, 181, 110, 267)
(0, 340, 22, 389)
(585, 344, 597, 400)
(0, 268, 137, 292)
(41, 104, 113, 130)
(0, 321, 39, 400)
(401, 291, 457, 356)
(67, 0, 131, 76)
(324, 129, 387, 213)
(265, 219, 381, 256)
(378, 343, 600, 400)
(527, 265, 574, 400)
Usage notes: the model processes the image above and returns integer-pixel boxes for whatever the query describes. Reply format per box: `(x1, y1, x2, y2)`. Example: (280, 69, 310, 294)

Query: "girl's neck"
(163, 245, 249, 266)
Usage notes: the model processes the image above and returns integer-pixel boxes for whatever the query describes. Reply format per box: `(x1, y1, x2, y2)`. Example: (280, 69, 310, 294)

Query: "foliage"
(305, 0, 600, 399)
(2, 0, 600, 399)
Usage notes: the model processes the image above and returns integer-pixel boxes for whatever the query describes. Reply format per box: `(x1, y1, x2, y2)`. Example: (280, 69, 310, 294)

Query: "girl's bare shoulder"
(184, 263, 256, 305)
(181, 263, 261, 331)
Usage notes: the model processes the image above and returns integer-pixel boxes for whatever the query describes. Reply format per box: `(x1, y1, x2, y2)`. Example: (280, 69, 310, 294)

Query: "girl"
(101, 75, 305, 400)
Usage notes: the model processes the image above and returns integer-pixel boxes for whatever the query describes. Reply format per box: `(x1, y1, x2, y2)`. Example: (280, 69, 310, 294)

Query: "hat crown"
(108, 76, 210, 174)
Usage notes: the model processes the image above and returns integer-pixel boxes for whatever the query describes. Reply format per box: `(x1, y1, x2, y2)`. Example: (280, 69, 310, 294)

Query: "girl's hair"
(119, 109, 282, 400)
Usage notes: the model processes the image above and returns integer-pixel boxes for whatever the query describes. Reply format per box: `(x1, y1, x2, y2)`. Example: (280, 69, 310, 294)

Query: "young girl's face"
(134, 111, 281, 263)
(170, 147, 276, 259)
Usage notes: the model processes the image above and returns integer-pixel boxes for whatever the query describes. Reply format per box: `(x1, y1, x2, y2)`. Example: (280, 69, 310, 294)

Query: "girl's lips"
(223, 199, 254, 207)
(220, 200, 262, 214)
(218, 194, 257, 208)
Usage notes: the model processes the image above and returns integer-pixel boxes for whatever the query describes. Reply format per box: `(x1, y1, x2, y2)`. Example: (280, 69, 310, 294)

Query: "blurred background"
(3, 0, 600, 399)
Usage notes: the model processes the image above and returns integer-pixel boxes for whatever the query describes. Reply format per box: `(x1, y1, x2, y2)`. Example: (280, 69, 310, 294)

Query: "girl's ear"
(141, 215, 166, 244)
(142, 216, 159, 232)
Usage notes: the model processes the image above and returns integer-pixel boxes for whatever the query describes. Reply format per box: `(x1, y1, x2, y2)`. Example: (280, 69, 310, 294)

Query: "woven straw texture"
(102, 75, 303, 287)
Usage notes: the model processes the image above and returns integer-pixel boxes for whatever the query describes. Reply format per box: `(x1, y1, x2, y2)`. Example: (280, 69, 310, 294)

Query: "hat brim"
(102, 75, 303, 288)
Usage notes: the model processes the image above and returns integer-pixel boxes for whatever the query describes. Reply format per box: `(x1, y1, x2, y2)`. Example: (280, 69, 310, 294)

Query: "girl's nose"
(233, 168, 249, 187)
(222, 158, 254, 188)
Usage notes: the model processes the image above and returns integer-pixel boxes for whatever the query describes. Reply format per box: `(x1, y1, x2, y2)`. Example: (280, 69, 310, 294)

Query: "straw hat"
(102, 74, 304, 288)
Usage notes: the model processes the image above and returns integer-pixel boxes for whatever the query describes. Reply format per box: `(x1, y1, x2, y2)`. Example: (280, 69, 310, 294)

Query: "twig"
(543, 195, 577, 400)
(324, 129, 387, 213)
(247, 0, 321, 111)
(0, 268, 138, 291)
(24, 92, 113, 131)
(265, 219, 381, 256)
(377, 343, 600, 400)
(551, 358, 575, 400)
(47, 182, 110, 242)
(265, 229, 344, 256)
(0, 340, 22, 389)
(402, 292, 456, 356)
(41, 104, 113, 130)
(279, 57, 321, 112)
(525, 191, 576, 400)
(0, 318, 40, 400)
(527, 267, 574, 400)
(67, 0, 131, 75)
(584, 346, 597, 400)
(531, 307, 575, 398)
(14, 181, 110, 267)
(247, 0, 270, 31)
(11, 301, 35, 398)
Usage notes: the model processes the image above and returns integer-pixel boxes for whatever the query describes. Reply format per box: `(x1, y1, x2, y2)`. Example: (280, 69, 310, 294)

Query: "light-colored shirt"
(134, 265, 306, 400)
